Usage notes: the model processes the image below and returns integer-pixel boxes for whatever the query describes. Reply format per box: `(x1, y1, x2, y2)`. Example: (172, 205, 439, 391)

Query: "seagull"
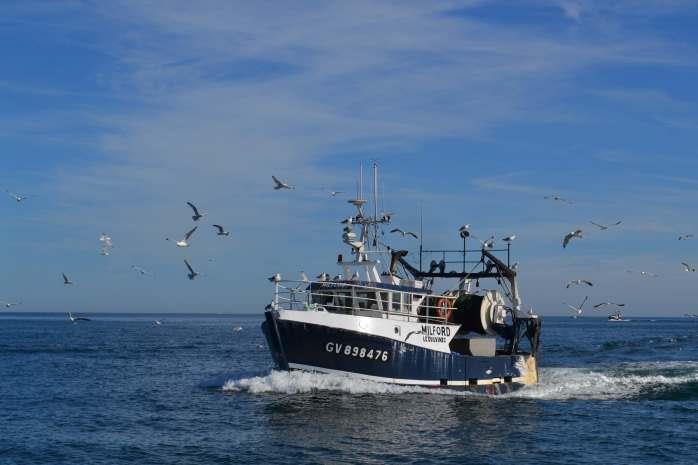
(563, 230, 583, 248)
(502, 234, 517, 243)
(332, 274, 343, 281)
(6, 190, 28, 202)
(186, 202, 205, 222)
(272, 175, 294, 190)
(480, 236, 495, 249)
(67, 312, 90, 322)
(590, 221, 622, 231)
(99, 233, 113, 256)
(458, 224, 471, 239)
(511, 262, 519, 271)
(166, 226, 197, 247)
(268, 273, 282, 283)
(329, 191, 344, 197)
(682, 262, 696, 272)
(593, 302, 625, 310)
(639, 271, 659, 278)
(564, 296, 588, 317)
(341, 217, 354, 225)
(184, 259, 198, 280)
(679, 234, 695, 241)
(544, 195, 572, 204)
(131, 265, 151, 276)
(1, 301, 20, 309)
(566, 279, 593, 288)
(153, 320, 162, 325)
(390, 228, 418, 239)
(233, 325, 243, 332)
(300, 271, 309, 282)
(62, 273, 73, 285)
(316, 272, 329, 281)
(212, 225, 230, 236)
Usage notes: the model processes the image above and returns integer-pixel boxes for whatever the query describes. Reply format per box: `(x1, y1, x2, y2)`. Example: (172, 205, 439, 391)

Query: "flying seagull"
(131, 265, 151, 276)
(566, 279, 593, 288)
(67, 312, 90, 322)
(272, 175, 294, 190)
(390, 228, 418, 239)
(544, 195, 572, 204)
(590, 221, 622, 231)
(593, 302, 625, 310)
(166, 226, 197, 247)
(329, 191, 344, 197)
(682, 262, 696, 272)
(626, 270, 660, 278)
(679, 234, 695, 241)
(99, 233, 113, 256)
(6, 190, 28, 202)
(564, 296, 589, 317)
(563, 230, 583, 248)
(186, 202, 205, 222)
(502, 234, 517, 243)
(184, 259, 198, 280)
(62, 273, 73, 285)
(1, 301, 20, 309)
(212, 225, 230, 236)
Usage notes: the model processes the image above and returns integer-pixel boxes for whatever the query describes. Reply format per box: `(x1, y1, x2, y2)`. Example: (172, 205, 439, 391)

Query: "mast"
(373, 161, 378, 249)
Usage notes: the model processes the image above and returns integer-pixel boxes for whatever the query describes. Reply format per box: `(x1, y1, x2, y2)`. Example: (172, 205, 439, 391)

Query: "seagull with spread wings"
(212, 224, 230, 236)
(544, 195, 572, 204)
(590, 220, 622, 231)
(566, 279, 593, 288)
(564, 296, 588, 317)
(184, 259, 198, 280)
(563, 229, 583, 248)
(593, 302, 625, 310)
(166, 226, 197, 247)
(390, 228, 418, 239)
(6, 190, 28, 202)
(272, 175, 294, 190)
(682, 262, 696, 272)
(62, 273, 73, 285)
(186, 202, 206, 222)
(679, 234, 694, 241)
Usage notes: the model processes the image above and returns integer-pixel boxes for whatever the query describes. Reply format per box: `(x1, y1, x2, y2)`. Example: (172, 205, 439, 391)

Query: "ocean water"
(0, 314, 696, 465)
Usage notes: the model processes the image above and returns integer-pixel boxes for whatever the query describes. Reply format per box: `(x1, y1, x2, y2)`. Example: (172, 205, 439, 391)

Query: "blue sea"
(1, 314, 696, 465)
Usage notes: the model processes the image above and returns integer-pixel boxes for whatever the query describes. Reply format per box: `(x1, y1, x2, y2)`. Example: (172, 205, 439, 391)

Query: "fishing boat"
(261, 163, 541, 394)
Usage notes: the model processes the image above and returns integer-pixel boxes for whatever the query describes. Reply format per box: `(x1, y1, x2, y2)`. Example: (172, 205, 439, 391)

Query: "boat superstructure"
(262, 163, 541, 393)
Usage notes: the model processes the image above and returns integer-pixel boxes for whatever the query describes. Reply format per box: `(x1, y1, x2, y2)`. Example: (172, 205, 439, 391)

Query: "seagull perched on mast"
(682, 262, 696, 272)
(563, 229, 583, 248)
(458, 224, 471, 239)
(590, 221, 622, 231)
(502, 234, 517, 243)
(184, 259, 198, 280)
(186, 202, 205, 222)
(62, 273, 73, 285)
(390, 228, 418, 239)
(480, 236, 495, 249)
(566, 279, 593, 288)
(166, 226, 197, 247)
(212, 225, 230, 236)
(272, 175, 294, 190)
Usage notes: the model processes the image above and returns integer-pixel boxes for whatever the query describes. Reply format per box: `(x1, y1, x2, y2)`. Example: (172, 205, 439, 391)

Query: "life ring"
(436, 298, 452, 321)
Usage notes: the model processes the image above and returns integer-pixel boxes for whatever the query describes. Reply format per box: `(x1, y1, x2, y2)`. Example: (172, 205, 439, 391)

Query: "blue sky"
(2, 0, 698, 315)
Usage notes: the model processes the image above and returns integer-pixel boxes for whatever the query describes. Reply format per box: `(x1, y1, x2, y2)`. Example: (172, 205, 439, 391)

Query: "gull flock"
(1, 180, 696, 321)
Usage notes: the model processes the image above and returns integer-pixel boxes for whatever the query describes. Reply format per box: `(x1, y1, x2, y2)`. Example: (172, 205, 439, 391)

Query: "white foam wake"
(510, 362, 698, 400)
(222, 370, 445, 395)
(221, 362, 698, 400)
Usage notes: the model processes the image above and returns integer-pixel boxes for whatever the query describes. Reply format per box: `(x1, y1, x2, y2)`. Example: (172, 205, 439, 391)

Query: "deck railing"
(271, 279, 454, 325)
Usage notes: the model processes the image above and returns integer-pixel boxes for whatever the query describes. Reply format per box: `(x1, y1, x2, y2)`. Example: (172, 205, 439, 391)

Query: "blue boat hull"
(262, 310, 535, 394)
